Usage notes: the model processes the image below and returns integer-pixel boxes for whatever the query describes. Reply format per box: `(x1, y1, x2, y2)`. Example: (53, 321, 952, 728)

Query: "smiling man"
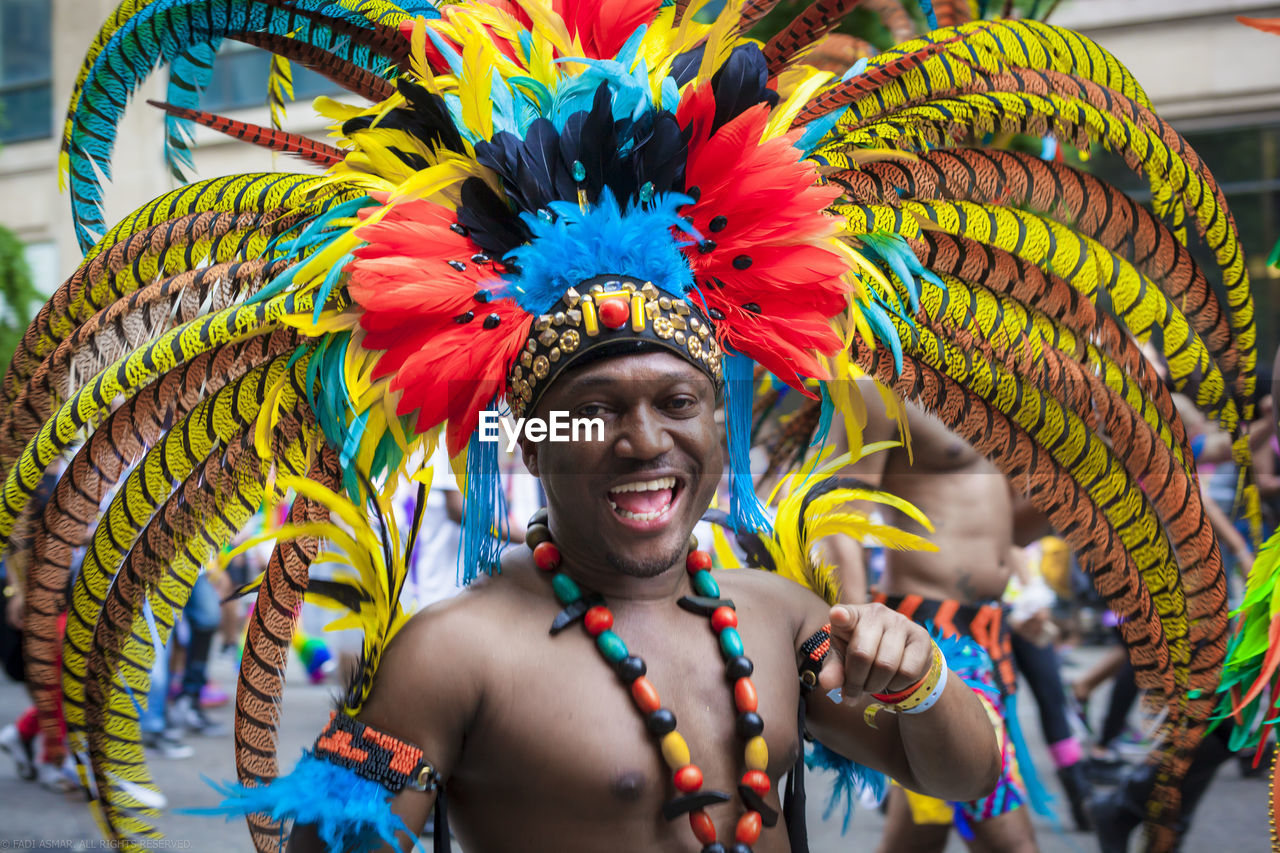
(284, 275, 1003, 853)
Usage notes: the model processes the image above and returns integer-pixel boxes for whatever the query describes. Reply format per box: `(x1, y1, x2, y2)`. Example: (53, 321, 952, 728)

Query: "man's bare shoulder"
(716, 568, 827, 639)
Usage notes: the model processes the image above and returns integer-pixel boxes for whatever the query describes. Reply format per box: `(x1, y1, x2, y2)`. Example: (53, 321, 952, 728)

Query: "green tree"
(0, 226, 39, 378)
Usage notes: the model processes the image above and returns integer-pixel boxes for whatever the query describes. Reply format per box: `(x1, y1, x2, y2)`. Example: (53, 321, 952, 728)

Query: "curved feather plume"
(79, 359, 315, 846)
(146, 100, 348, 166)
(21, 333, 294, 756)
(235, 445, 339, 853)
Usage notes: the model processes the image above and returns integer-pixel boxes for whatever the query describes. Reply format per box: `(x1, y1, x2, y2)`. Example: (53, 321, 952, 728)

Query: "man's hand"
(5, 588, 24, 631)
(818, 603, 934, 700)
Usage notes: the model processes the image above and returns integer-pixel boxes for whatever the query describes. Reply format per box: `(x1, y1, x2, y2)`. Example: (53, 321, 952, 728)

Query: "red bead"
(741, 770, 771, 796)
(734, 677, 758, 713)
(584, 606, 613, 636)
(673, 763, 704, 793)
(735, 811, 762, 844)
(689, 809, 717, 844)
(630, 676, 661, 714)
(686, 550, 713, 573)
(598, 297, 630, 329)
(711, 606, 737, 632)
(532, 541, 561, 571)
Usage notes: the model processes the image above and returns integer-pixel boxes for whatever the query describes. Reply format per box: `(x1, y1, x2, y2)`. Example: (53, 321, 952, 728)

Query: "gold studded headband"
(507, 277, 725, 417)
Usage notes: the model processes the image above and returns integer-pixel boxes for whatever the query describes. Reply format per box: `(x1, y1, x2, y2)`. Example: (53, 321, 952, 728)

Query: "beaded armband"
(797, 624, 832, 693)
(314, 711, 442, 794)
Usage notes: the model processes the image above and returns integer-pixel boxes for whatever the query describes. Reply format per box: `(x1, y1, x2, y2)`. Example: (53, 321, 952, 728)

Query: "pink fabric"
(1048, 737, 1082, 769)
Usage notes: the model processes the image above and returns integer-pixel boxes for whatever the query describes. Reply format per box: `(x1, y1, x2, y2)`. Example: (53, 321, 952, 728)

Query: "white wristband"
(900, 661, 948, 715)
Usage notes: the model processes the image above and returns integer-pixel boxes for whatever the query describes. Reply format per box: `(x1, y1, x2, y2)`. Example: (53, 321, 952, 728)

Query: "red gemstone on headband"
(598, 297, 630, 329)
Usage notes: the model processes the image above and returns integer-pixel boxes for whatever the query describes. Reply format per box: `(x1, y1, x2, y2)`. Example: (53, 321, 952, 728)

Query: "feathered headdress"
(0, 0, 1260, 850)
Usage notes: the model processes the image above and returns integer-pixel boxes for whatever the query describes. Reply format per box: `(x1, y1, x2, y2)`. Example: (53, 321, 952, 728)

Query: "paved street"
(0, 645, 1269, 852)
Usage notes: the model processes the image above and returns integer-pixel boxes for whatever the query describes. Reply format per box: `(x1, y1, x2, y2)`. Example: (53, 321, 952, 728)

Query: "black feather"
(456, 177, 530, 258)
(711, 44, 772, 131)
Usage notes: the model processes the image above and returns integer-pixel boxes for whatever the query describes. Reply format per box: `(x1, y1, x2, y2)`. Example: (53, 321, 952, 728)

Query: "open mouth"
(606, 475, 682, 525)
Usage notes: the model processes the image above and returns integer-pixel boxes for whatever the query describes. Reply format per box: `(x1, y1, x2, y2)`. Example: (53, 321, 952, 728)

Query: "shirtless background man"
(834, 380, 1040, 853)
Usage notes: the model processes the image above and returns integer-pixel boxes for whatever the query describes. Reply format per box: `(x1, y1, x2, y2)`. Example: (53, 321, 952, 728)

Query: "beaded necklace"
(525, 517, 777, 853)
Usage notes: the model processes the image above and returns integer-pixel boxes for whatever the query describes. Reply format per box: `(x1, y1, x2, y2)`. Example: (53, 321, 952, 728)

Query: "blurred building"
(1, 0, 1279, 357)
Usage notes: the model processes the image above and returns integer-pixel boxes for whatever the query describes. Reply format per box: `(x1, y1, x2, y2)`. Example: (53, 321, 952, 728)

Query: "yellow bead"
(661, 732, 690, 769)
(744, 736, 768, 771)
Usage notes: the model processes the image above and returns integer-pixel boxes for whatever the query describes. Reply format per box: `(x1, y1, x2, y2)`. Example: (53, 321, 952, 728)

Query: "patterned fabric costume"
(0, 0, 1265, 850)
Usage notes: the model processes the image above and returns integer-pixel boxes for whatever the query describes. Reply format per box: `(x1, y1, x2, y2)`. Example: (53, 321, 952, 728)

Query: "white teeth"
(607, 499, 671, 522)
(609, 476, 676, 494)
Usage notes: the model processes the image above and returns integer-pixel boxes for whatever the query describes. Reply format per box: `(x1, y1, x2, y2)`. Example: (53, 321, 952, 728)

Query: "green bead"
(719, 627, 744, 658)
(692, 570, 720, 598)
(596, 630, 628, 662)
(551, 573, 581, 604)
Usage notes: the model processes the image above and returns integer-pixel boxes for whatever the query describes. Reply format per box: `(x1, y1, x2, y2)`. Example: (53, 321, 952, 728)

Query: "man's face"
(521, 350, 723, 577)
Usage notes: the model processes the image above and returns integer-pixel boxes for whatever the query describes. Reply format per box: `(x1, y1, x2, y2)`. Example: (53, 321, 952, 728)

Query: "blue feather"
(194, 751, 420, 853)
(501, 189, 697, 314)
(805, 740, 888, 833)
(919, 0, 938, 29)
(164, 41, 220, 181)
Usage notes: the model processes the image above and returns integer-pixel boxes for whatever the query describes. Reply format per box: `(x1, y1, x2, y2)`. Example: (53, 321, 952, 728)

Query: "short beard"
(606, 542, 688, 578)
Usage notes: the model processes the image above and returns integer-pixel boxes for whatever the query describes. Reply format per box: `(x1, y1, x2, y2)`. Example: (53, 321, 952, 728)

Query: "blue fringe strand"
(725, 353, 770, 533)
(460, 427, 507, 585)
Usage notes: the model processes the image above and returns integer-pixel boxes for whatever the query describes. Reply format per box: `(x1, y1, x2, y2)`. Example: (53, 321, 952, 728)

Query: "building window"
(0, 0, 52, 144)
(200, 42, 340, 114)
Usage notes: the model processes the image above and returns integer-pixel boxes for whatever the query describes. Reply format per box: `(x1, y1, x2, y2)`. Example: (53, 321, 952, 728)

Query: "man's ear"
(519, 434, 539, 477)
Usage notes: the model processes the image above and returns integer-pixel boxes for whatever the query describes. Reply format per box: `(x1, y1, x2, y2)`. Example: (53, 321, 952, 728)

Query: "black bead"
(736, 711, 764, 738)
(687, 185, 702, 202)
(616, 655, 647, 682)
(450, 222, 469, 236)
(646, 708, 677, 736)
(708, 307, 726, 321)
(474, 289, 491, 303)
(730, 844, 752, 853)
(501, 260, 522, 275)
(726, 656, 754, 680)
(698, 239, 716, 254)
(732, 254, 752, 270)
(702, 845, 726, 853)
(743, 303, 761, 314)
(454, 311, 474, 324)
(447, 260, 467, 272)
(471, 253, 491, 264)
(482, 313, 501, 329)
(709, 215, 728, 232)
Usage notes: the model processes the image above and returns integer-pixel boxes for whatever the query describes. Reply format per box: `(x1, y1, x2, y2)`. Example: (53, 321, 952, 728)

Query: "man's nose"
(615, 406, 674, 459)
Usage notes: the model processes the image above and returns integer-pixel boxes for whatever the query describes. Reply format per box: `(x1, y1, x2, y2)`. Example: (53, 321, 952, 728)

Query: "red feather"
(348, 199, 531, 454)
(678, 104, 848, 388)
(556, 0, 661, 59)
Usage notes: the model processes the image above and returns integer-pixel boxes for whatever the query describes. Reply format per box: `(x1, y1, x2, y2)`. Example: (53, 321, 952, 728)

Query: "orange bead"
(735, 811, 762, 844)
(673, 763, 703, 793)
(741, 770, 771, 796)
(630, 676, 661, 714)
(584, 605, 613, 636)
(689, 809, 717, 845)
(711, 606, 737, 632)
(734, 677, 758, 713)
(686, 550, 713, 572)
(532, 541, 561, 571)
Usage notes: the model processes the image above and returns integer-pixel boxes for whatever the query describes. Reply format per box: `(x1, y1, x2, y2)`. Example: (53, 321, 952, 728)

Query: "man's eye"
(666, 397, 696, 411)
(578, 404, 606, 418)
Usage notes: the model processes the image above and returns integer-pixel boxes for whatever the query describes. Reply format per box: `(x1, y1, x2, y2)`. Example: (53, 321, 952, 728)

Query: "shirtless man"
(834, 382, 1040, 853)
(289, 349, 1001, 852)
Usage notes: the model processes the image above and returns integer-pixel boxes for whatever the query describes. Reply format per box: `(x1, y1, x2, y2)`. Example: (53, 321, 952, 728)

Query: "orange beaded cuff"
(314, 711, 442, 794)
(797, 624, 831, 693)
